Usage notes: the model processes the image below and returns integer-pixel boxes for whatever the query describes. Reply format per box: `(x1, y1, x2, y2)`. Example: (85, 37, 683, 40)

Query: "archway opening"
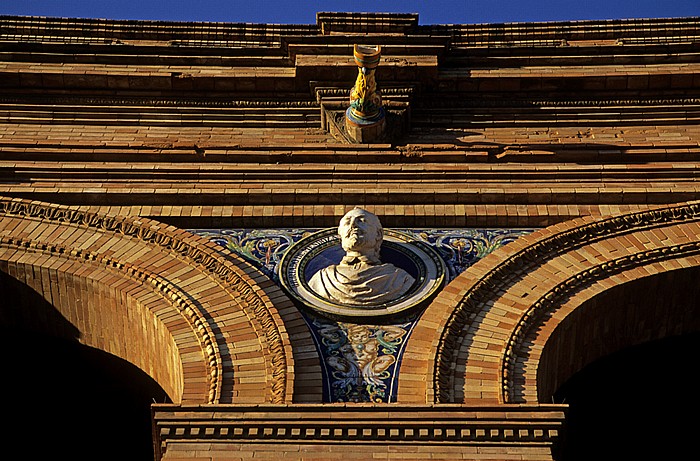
(2, 329, 171, 460)
(552, 332, 698, 460)
(535, 265, 700, 460)
(0, 267, 172, 460)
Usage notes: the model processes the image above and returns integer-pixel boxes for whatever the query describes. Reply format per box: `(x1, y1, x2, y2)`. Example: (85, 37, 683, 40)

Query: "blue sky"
(1, 0, 699, 25)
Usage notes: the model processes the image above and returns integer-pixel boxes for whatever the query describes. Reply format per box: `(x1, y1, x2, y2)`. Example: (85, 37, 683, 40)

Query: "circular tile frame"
(279, 228, 446, 321)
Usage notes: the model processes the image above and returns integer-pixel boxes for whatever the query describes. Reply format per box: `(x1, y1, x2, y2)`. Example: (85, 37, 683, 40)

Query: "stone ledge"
(153, 403, 565, 458)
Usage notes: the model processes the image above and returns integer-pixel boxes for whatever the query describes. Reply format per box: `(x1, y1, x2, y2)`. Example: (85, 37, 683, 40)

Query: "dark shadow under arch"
(1, 266, 171, 460)
(534, 265, 700, 460)
(538, 265, 700, 402)
(0, 263, 80, 342)
(552, 332, 699, 460)
(1, 329, 171, 461)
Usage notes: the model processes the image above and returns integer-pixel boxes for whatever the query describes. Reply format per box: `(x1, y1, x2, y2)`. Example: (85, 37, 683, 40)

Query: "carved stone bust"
(308, 207, 415, 306)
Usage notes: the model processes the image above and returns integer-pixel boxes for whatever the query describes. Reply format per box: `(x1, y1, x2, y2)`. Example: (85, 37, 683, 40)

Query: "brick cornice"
(3, 159, 700, 210)
(3, 14, 698, 47)
(153, 403, 565, 459)
(0, 94, 319, 108)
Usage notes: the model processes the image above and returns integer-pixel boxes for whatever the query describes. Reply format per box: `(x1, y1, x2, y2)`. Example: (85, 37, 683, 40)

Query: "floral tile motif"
(192, 228, 314, 283)
(401, 229, 534, 281)
(192, 227, 535, 402)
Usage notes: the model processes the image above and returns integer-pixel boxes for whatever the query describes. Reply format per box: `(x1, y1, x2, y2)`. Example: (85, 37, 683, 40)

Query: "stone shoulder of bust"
(308, 208, 415, 307)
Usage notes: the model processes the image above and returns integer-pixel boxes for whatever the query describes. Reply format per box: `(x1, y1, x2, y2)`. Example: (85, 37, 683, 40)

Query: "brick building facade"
(1, 12, 698, 460)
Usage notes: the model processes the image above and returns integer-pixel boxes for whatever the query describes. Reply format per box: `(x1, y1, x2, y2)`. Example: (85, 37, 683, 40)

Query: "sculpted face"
(338, 208, 382, 256)
(305, 206, 418, 308)
(347, 325, 371, 344)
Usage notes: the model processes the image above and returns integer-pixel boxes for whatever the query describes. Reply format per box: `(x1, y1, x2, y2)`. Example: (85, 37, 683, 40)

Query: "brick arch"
(534, 262, 700, 404)
(0, 197, 309, 404)
(0, 253, 191, 403)
(398, 202, 700, 404)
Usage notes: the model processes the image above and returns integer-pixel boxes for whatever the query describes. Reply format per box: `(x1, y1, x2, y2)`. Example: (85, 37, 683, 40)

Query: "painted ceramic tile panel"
(192, 228, 534, 402)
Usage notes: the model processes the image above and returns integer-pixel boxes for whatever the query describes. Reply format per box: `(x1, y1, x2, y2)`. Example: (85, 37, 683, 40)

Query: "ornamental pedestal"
(345, 112, 386, 143)
(345, 44, 386, 143)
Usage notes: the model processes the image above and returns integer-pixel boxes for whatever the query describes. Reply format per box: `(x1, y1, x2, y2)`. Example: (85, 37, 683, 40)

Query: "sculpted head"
(338, 207, 383, 259)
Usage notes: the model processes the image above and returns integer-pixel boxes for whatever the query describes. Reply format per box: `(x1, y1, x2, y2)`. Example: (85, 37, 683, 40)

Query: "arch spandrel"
(398, 202, 700, 405)
(0, 197, 305, 405)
